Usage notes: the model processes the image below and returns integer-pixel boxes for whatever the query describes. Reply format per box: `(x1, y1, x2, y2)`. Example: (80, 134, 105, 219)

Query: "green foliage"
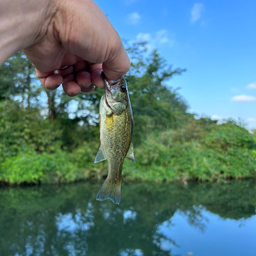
(123, 120, 256, 182)
(0, 149, 54, 184)
(0, 43, 256, 184)
(0, 101, 62, 160)
(204, 120, 256, 150)
(125, 42, 188, 144)
(0, 147, 94, 185)
(0, 51, 40, 106)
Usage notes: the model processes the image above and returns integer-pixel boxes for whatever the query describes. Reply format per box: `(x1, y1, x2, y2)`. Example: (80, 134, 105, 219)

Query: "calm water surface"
(0, 181, 256, 256)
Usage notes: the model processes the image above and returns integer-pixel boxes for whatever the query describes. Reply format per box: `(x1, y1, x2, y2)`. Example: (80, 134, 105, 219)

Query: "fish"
(94, 73, 135, 205)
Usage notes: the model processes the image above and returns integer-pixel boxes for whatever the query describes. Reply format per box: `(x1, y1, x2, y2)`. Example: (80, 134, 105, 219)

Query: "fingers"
(74, 61, 92, 91)
(35, 69, 63, 90)
(62, 80, 81, 96)
(55, 62, 105, 91)
(36, 66, 82, 97)
(56, 0, 130, 81)
(75, 63, 105, 89)
(90, 63, 105, 88)
(25, 0, 130, 98)
(45, 74, 63, 90)
(36, 61, 102, 96)
(72, 61, 103, 92)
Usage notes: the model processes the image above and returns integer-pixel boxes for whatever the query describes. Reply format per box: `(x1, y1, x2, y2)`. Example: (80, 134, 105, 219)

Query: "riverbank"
(1, 118, 256, 185)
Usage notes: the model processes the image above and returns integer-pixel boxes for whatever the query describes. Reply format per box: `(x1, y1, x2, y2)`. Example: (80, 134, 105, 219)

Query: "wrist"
(0, 0, 54, 65)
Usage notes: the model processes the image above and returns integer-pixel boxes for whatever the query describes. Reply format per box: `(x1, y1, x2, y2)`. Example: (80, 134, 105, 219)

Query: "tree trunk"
(45, 90, 57, 120)
(26, 63, 32, 108)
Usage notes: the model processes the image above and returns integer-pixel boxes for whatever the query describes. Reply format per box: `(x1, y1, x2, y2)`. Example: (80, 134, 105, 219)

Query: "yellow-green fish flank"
(94, 75, 135, 204)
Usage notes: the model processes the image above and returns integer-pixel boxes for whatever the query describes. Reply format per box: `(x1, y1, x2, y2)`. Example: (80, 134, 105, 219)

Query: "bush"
(0, 148, 81, 184)
(123, 120, 256, 182)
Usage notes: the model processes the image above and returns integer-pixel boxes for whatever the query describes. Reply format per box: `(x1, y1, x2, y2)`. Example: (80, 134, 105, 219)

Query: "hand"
(0, 0, 130, 96)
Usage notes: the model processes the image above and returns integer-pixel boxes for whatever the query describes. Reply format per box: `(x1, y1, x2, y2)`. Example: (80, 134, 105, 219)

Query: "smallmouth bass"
(94, 74, 135, 205)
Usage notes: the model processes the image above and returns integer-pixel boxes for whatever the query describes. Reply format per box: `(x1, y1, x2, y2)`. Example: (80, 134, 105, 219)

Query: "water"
(0, 181, 256, 256)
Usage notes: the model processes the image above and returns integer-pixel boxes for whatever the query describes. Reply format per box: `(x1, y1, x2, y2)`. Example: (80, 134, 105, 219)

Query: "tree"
(0, 51, 39, 106)
(125, 42, 188, 143)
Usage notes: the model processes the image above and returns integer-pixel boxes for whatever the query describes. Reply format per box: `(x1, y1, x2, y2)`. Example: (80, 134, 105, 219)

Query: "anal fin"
(94, 146, 106, 163)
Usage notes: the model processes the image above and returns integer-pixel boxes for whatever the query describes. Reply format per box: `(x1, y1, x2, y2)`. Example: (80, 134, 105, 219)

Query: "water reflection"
(0, 181, 256, 256)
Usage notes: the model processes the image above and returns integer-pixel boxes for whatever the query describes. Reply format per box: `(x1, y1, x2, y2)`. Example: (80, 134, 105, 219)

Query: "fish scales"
(101, 106, 132, 181)
(94, 74, 135, 204)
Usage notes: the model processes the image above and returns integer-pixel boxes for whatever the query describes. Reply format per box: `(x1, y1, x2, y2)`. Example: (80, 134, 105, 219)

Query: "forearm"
(0, 0, 53, 65)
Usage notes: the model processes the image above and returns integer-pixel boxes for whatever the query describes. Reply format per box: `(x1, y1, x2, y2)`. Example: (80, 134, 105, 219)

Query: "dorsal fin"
(126, 142, 135, 162)
(124, 79, 134, 122)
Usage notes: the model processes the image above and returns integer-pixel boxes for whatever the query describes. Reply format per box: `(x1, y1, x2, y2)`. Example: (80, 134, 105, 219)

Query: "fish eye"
(120, 86, 126, 92)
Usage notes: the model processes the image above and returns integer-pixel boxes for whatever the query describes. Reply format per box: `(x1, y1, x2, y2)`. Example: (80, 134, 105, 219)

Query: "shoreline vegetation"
(1, 43, 256, 185)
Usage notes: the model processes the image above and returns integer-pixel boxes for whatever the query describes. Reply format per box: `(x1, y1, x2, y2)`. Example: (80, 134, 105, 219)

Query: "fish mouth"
(102, 72, 124, 109)
(105, 96, 112, 109)
(102, 72, 123, 90)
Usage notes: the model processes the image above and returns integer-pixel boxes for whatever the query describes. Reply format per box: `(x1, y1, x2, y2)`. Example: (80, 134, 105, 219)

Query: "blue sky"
(95, 0, 256, 129)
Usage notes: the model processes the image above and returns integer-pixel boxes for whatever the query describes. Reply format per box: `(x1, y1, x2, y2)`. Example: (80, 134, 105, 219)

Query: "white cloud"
(246, 82, 256, 89)
(136, 29, 174, 49)
(211, 115, 224, 124)
(156, 29, 174, 46)
(126, 12, 141, 25)
(231, 95, 256, 102)
(136, 33, 151, 41)
(191, 3, 204, 23)
(211, 115, 221, 120)
(136, 33, 154, 50)
(156, 30, 168, 40)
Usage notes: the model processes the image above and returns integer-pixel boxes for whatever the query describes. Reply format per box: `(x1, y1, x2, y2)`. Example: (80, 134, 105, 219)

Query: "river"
(0, 180, 255, 256)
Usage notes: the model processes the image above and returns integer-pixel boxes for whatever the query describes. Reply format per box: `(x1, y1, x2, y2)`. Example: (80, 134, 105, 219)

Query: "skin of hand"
(0, 0, 130, 96)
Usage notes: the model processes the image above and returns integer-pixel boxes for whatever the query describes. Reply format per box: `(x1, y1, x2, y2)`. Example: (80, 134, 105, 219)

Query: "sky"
(94, 0, 256, 129)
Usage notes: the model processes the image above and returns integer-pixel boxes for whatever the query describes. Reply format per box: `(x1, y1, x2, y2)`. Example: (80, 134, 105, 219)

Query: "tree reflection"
(0, 180, 255, 256)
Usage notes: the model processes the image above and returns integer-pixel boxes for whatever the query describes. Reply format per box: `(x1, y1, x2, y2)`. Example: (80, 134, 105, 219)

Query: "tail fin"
(96, 178, 122, 205)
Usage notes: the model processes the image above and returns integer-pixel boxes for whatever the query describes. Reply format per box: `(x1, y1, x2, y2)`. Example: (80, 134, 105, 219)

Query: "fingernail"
(46, 84, 60, 90)
(81, 83, 92, 88)
(69, 92, 79, 97)
(81, 84, 96, 93)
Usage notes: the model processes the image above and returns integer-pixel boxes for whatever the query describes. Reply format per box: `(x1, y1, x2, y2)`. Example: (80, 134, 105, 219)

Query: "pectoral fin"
(94, 147, 106, 163)
(125, 142, 135, 162)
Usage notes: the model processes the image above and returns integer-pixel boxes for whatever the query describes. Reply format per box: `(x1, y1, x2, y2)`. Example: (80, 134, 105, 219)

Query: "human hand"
(0, 0, 130, 96)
